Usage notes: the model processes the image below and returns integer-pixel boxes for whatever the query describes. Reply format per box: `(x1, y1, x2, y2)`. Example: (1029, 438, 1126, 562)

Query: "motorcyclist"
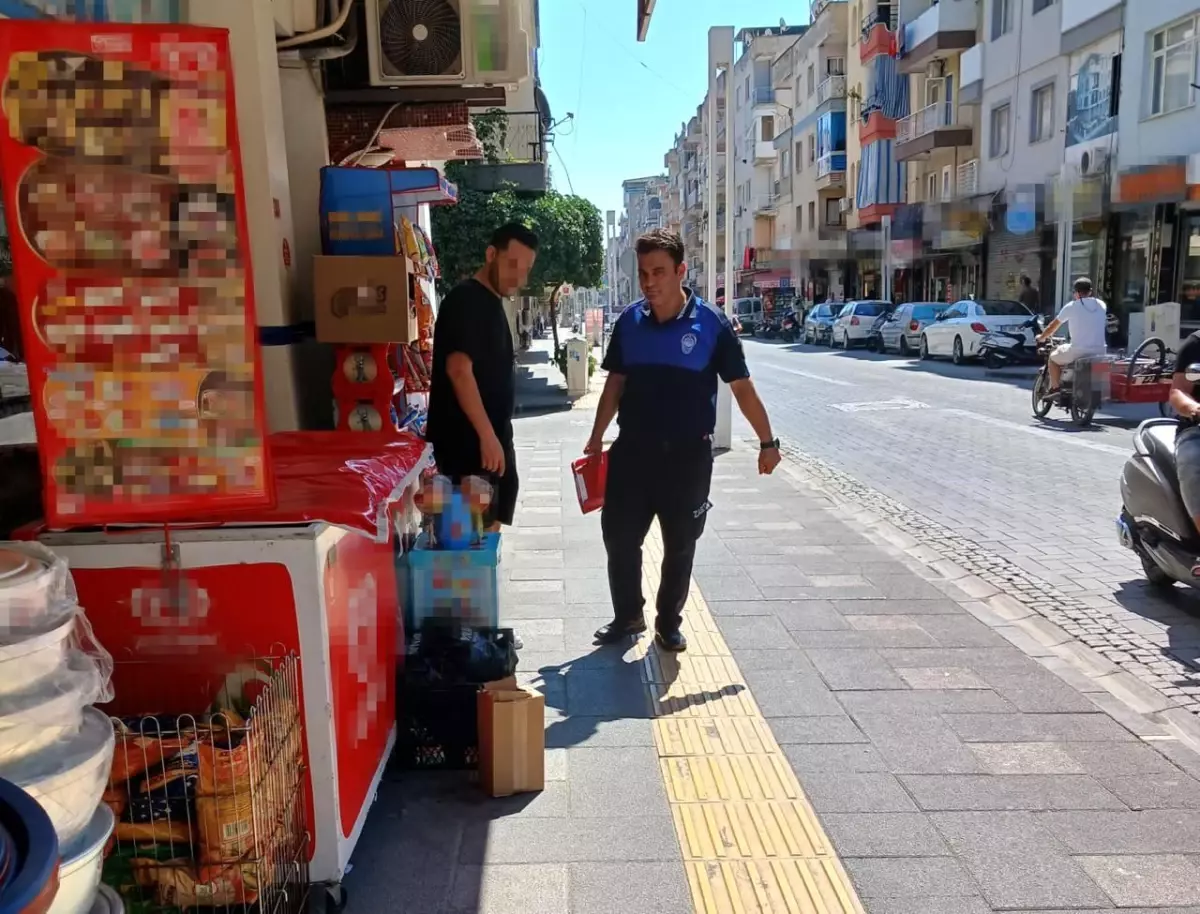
(1168, 330, 1200, 525)
(1035, 276, 1108, 398)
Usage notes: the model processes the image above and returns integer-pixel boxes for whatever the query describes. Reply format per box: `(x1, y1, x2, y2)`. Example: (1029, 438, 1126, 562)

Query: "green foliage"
(554, 345, 598, 380)
(472, 108, 509, 165)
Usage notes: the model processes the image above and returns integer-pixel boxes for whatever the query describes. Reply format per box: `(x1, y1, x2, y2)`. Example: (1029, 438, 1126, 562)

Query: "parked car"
(802, 302, 844, 346)
(920, 298, 1035, 364)
(732, 297, 764, 335)
(865, 304, 899, 351)
(878, 302, 951, 355)
(831, 300, 891, 349)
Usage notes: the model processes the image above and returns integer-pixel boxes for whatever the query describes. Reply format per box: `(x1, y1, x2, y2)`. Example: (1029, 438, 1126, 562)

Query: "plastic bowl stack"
(0, 543, 116, 914)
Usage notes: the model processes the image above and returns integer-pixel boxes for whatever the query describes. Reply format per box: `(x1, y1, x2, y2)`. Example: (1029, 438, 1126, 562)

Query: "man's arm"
(1171, 337, 1200, 417)
(714, 318, 780, 472)
(1036, 317, 1062, 344)
(729, 378, 774, 443)
(586, 318, 627, 452)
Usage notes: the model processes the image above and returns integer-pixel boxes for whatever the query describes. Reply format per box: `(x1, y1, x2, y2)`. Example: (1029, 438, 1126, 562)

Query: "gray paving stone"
(694, 575, 765, 601)
(767, 715, 868, 744)
(567, 862, 692, 914)
(741, 564, 814, 588)
(862, 573, 951, 601)
(806, 648, 909, 691)
(566, 747, 667, 817)
(459, 815, 681, 864)
(838, 689, 1014, 716)
(973, 666, 1101, 713)
(773, 602, 856, 630)
(724, 647, 816, 672)
(741, 669, 846, 717)
(1098, 772, 1200, 809)
(792, 771, 918, 813)
(969, 743, 1085, 775)
(1038, 809, 1200, 854)
(930, 811, 1110, 909)
(831, 598, 965, 615)
(843, 857, 977, 898)
(543, 716, 656, 749)
(855, 901, 992, 914)
(563, 669, 650, 717)
(942, 712, 1137, 743)
(895, 667, 989, 690)
(853, 713, 982, 774)
(924, 615, 1012, 648)
(711, 614, 797, 649)
(1078, 854, 1200, 906)
(901, 774, 1126, 811)
(447, 864, 569, 914)
(786, 627, 942, 649)
(783, 742, 890, 774)
(821, 812, 950, 857)
(1062, 740, 1186, 777)
(878, 646, 1038, 669)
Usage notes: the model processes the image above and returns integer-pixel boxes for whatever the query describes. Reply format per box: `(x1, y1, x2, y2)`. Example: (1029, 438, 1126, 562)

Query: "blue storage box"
(320, 166, 458, 256)
(404, 532, 501, 632)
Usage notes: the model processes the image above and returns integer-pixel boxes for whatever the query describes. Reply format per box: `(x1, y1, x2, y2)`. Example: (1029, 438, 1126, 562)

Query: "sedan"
(920, 298, 1035, 365)
(878, 302, 950, 355)
(832, 300, 891, 349)
(803, 302, 844, 345)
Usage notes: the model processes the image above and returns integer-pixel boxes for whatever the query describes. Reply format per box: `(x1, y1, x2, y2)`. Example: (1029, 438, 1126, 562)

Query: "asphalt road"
(731, 336, 1200, 710)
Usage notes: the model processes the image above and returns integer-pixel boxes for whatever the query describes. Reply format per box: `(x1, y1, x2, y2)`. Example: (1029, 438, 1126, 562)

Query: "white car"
(919, 298, 1035, 364)
(831, 300, 891, 349)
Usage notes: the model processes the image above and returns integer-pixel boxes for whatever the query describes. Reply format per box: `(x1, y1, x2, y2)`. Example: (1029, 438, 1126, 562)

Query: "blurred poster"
(0, 22, 272, 525)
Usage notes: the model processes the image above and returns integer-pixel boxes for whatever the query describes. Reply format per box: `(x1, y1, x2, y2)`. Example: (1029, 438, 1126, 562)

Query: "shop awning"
(753, 271, 790, 289)
(637, 0, 656, 41)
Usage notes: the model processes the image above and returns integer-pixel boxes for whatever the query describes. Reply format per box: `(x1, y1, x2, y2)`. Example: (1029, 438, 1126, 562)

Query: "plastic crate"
(405, 532, 501, 632)
(395, 680, 479, 770)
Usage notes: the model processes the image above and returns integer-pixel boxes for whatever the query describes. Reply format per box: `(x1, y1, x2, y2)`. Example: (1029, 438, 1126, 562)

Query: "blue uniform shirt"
(601, 290, 750, 442)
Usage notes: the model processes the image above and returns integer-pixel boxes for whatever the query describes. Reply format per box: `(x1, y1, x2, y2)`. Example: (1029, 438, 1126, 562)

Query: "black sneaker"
(655, 630, 688, 653)
(593, 619, 647, 644)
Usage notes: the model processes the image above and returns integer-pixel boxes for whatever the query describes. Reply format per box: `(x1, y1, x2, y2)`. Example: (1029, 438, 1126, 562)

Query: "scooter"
(780, 309, 799, 342)
(1118, 364, 1200, 590)
(978, 315, 1043, 369)
(1031, 339, 1108, 427)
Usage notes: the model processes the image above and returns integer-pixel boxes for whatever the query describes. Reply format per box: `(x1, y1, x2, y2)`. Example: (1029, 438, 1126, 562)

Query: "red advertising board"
(0, 22, 273, 526)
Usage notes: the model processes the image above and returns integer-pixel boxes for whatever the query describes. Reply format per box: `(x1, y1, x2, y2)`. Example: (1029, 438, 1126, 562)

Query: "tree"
(431, 164, 604, 358)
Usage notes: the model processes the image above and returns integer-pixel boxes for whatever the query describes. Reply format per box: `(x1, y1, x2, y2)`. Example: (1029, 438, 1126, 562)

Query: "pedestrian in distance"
(584, 229, 781, 652)
(426, 221, 538, 532)
(1019, 274, 1041, 314)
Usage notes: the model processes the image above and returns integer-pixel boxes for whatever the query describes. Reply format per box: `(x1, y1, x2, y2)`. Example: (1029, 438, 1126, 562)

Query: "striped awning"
(856, 140, 906, 208)
(865, 54, 910, 121)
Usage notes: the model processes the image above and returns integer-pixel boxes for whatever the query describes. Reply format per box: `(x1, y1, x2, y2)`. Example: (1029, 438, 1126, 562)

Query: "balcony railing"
(752, 86, 776, 105)
(956, 159, 979, 197)
(816, 75, 846, 107)
(472, 109, 546, 163)
(812, 0, 846, 20)
(860, 3, 896, 41)
(896, 101, 956, 144)
(817, 152, 846, 179)
(754, 195, 780, 214)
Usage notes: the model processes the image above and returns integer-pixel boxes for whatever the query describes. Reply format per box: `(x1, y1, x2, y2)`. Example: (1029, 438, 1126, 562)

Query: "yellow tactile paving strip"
(642, 526, 865, 914)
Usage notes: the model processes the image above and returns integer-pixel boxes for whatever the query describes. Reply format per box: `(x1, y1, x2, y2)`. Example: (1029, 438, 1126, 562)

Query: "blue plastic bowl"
(0, 776, 59, 914)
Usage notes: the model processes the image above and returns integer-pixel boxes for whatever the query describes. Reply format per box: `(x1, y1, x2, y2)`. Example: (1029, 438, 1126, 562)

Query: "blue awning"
(857, 139, 906, 208)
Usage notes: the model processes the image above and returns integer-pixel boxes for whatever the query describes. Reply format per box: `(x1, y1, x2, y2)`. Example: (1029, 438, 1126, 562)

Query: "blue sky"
(537, 1, 806, 218)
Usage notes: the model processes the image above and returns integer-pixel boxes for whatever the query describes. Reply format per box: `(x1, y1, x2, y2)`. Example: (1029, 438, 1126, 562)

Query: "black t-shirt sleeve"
(1177, 334, 1200, 384)
(714, 319, 751, 383)
(434, 288, 483, 362)
(601, 315, 626, 374)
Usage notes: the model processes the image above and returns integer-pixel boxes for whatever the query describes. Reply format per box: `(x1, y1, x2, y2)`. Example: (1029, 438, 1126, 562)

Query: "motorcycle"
(978, 315, 1044, 369)
(1031, 339, 1108, 427)
(779, 309, 799, 343)
(1119, 365, 1200, 591)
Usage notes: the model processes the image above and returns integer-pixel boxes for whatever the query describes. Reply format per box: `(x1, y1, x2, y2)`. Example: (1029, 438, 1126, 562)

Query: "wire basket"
(101, 654, 308, 913)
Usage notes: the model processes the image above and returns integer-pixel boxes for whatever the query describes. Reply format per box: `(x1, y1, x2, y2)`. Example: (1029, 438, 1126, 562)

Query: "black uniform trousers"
(600, 434, 714, 634)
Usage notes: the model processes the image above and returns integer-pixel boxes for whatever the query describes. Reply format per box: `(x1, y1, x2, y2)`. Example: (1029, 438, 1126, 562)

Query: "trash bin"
(565, 338, 589, 397)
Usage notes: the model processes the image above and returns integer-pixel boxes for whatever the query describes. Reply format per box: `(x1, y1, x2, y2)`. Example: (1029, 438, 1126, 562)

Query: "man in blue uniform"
(584, 229, 781, 652)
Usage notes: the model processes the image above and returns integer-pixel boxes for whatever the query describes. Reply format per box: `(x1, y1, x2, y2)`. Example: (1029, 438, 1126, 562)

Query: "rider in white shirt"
(1035, 276, 1108, 397)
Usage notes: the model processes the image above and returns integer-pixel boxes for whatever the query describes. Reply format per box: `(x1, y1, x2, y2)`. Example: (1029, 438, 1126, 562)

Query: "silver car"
(878, 301, 950, 356)
(831, 300, 891, 349)
(803, 302, 844, 345)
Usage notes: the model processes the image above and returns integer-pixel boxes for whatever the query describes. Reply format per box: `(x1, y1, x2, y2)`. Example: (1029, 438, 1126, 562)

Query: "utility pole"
(709, 26, 735, 451)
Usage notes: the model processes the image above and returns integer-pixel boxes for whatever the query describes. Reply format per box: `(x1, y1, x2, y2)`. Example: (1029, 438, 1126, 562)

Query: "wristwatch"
(760, 438, 780, 450)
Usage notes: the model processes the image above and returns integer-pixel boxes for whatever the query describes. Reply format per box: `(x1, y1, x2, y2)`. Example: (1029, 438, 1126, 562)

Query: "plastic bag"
(408, 624, 517, 685)
(0, 541, 78, 636)
(134, 858, 259, 906)
(0, 649, 105, 764)
(195, 792, 254, 863)
(110, 720, 193, 788)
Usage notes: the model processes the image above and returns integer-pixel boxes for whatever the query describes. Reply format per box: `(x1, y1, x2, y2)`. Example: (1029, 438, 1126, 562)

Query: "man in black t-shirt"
(427, 222, 538, 529)
(1170, 332, 1200, 525)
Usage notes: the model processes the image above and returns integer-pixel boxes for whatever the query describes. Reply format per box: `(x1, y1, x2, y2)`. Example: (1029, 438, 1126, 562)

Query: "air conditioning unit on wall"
(1078, 144, 1110, 177)
(366, 0, 530, 87)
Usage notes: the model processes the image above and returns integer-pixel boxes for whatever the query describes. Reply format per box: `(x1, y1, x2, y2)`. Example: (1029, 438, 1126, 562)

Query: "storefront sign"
(0, 23, 273, 525)
(1148, 206, 1164, 304)
(1116, 162, 1186, 205)
(1099, 214, 1117, 302)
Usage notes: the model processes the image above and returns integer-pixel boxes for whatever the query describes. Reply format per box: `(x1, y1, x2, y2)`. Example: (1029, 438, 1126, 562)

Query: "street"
(734, 338, 1200, 712)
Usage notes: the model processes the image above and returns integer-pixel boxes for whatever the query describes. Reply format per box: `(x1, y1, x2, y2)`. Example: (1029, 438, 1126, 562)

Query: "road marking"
(640, 526, 865, 914)
(758, 365, 857, 386)
(832, 398, 930, 412)
(939, 408, 1131, 456)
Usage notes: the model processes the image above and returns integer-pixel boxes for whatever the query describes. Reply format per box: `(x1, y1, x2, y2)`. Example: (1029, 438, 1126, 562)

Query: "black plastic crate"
(395, 680, 480, 771)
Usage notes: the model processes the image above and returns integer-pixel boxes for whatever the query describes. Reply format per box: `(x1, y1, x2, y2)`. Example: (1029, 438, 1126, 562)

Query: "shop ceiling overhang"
(637, 0, 656, 41)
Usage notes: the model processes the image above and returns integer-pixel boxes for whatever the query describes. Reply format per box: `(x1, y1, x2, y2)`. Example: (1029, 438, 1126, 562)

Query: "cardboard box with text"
(313, 255, 414, 344)
(477, 679, 545, 798)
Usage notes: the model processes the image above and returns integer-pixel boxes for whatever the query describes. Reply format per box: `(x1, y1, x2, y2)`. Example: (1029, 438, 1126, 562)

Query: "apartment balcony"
(894, 102, 973, 160)
(816, 75, 847, 112)
(960, 43, 983, 105)
(859, 109, 896, 144)
(859, 4, 897, 63)
(816, 151, 847, 189)
(818, 222, 847, 242)
(752, 139, 776, 163)
(752, 86, 776, 109)
(456, 111, 548, 194)
(956, 158, 980, 198)
(753, 195, 780, 216)
(812, 0, 846, 21)
(897, 0, 977, 75)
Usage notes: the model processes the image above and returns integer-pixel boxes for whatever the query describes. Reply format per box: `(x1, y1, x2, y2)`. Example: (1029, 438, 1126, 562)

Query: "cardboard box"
(477, 680, 545, 798)
(313, 255, 414, 344)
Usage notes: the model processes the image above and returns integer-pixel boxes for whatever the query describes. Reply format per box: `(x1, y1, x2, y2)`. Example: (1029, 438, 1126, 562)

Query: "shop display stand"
(331, 343, 402, 433)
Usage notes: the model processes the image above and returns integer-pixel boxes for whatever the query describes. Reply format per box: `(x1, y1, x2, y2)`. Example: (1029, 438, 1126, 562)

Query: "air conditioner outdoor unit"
(366, 0, 530, 87)
(839, 197, 853, 212)
(274, 0, 320, 37)
(1078, 145, 1110, 176)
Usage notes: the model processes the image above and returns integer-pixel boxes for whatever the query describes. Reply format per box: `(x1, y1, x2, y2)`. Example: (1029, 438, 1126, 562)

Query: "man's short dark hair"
(1074, 277, 1093, 296)
(1021, 275, 1032, 285)
(489, 222, 539, 252)
(635, 229, 685, 267)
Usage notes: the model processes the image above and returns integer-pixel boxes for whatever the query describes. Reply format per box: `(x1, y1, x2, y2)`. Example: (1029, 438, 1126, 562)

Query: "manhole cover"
(831, 398, 929, 412)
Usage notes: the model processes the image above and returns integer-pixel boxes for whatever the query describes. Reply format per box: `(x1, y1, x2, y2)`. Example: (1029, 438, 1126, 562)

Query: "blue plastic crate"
(404, 532, 501, 632)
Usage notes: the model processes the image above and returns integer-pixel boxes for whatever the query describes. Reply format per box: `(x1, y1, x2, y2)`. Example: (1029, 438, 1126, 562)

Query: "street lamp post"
(709, 26, 735, 451)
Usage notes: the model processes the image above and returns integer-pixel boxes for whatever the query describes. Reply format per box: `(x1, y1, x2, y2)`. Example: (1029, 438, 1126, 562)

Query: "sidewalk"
(347, 388, 1200, 914)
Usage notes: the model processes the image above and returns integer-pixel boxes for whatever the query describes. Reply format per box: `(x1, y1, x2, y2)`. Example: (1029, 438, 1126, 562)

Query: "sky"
(537, 1, 807, 219)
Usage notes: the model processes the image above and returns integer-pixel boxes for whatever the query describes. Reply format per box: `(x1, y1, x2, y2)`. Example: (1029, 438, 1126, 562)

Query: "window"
(976, 299, 1031, 316)
(795, 142, 803, 172)
(761, 116, 774, 140)
(1149, 17, 1197, 116)
(781, 149, 791, 175)
(825, 197, 840, 224)
(808, 201, 816, 228)
(990, 0, 1012, 40)
(926, 172, 937, 201)
(941, 166, 952, 201)
(1033, 0, 1054, 12)
(808, 135, 816, 162)
(989, 103, 1011, 158)
(1030, 83, 1054, 142)
(826, 56, 845, 76)
(807, 64, 815, 96)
